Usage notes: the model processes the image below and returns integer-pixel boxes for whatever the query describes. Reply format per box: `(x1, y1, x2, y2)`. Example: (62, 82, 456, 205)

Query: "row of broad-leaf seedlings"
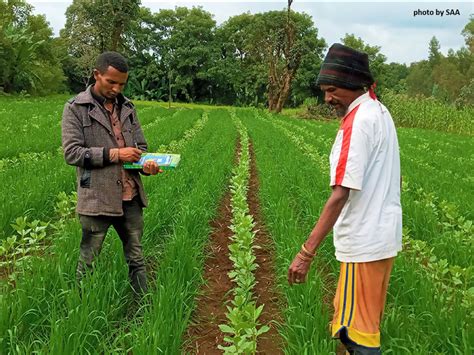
(250, 109, 472, 353)
(0, 107, 214, 353)
(218, 110, 269, 354)
(402, 177, 473, 265)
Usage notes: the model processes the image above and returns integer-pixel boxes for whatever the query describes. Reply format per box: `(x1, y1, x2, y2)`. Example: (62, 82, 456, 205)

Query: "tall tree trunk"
(267, 0, 299, 113)
(110, 21, 124, 51)
(3, 80, 13, 93)
(267, 53, 278, 111)
(275, 69, 295, 113)
(268, 79, 277, 111)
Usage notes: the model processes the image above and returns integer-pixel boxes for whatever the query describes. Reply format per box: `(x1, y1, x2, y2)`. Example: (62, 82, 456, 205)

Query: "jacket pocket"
(80, 169, 91, 188)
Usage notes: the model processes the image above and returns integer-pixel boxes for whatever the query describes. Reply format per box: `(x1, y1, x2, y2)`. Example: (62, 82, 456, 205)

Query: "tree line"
(1, 0, 473, 109)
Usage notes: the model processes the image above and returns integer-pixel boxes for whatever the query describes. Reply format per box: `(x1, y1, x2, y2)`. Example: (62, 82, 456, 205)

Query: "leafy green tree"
(123, 7, 165, 100)
(461, 15, 474, 53)
(453, 17, 474, 107)
(379, 62, 409, 94)
(432, 56, 468, 103)
(455, 46, 473, 77)
(0, 0, 65, 94)
(141, 7, 217, 102)
(210, 12, 266, 105)
(251, 10, 325, 112)
(455, 78, 474, 107)
(405, 27, 473, 105)
(428, 36, 442, 65)
(61, 0, 140, 52)
(55, 3, 322, 106)
(406, 60, 433, 98)
(214, 10, 316, 110)
(289, 46, 323, 106)
(2, 25, 43, 92)
(60, 0, 140, 91)
(210, 9, 325, 110)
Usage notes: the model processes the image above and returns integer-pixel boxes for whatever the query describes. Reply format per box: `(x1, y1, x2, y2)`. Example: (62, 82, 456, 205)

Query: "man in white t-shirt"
(288, 43, 402, 355)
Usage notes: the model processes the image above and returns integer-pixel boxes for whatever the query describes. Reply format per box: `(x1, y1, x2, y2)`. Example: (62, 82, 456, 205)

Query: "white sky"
(30, 1, 474, 65)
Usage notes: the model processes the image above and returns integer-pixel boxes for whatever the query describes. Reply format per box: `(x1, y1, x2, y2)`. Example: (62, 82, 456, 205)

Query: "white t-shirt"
(329, 92, 402, 263)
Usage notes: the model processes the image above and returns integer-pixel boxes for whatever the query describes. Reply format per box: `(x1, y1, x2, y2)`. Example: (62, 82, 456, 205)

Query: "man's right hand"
(118, 147, 142, 162)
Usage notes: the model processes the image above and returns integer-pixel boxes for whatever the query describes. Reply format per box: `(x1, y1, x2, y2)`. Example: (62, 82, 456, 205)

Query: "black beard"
(335, 107, 346, 117)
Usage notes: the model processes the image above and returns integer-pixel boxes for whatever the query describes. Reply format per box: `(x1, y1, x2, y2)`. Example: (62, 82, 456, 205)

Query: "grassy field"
(0, 96, 472, 353)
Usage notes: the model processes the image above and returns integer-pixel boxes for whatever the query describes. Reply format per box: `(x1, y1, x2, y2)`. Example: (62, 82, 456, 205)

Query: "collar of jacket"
(73, 85, 133, 108)
(72, 85, 135, 133)
(90, 86, 118, 107)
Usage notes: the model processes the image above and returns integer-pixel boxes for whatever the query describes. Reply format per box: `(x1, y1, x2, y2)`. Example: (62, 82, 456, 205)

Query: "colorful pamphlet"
(123, 153, 181, 170)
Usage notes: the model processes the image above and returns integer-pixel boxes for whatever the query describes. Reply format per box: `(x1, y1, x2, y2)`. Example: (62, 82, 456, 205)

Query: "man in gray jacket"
(62, 52, 160, 295)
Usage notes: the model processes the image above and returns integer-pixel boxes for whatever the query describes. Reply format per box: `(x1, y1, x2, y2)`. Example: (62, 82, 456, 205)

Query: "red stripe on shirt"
(335, 105, 360, 185)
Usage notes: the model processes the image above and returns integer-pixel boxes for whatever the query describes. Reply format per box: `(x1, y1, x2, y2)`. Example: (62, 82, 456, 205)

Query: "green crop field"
(0, 97, 472, 354)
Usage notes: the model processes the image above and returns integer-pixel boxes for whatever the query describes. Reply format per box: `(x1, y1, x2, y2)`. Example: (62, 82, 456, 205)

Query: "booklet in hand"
(123, 153, 181, 170)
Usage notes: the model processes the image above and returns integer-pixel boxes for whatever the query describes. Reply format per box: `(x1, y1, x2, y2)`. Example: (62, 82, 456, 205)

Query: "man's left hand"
(288, 253, 313, 285)
(143, 160, 163, 175)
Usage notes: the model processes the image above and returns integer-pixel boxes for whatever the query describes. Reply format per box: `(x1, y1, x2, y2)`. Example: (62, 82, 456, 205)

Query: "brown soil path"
(185, 140, 284, 354)
(185, 190, 235, 353)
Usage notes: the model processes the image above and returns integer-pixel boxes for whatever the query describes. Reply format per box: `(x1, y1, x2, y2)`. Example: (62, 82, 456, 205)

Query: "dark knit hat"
(316, 43, 374, 90)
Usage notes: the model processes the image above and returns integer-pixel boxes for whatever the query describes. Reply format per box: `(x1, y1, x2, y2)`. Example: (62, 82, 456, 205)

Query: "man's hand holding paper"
(143, 160, 163, 175)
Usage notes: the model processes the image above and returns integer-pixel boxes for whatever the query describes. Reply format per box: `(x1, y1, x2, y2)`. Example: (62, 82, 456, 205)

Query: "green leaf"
(219, 324, 236, 334)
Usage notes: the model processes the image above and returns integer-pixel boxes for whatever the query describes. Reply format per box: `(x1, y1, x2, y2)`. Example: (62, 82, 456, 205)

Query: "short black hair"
(95, 51, 128, 73)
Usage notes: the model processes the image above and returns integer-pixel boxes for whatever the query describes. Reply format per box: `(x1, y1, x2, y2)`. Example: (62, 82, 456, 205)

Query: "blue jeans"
(76, 197, 147, 295)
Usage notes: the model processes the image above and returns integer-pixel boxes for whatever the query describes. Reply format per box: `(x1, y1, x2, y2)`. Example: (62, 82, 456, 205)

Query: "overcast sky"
(30, 1, 473, 65)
